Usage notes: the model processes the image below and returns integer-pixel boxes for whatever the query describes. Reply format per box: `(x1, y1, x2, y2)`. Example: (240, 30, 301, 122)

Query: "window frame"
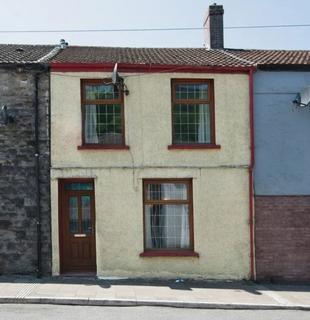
(79, 79, 129, 150)
(169, 78, 220, 150)
(140, 178, 199, 257)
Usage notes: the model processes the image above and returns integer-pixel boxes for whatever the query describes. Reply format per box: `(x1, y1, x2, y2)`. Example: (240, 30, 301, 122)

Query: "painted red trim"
(256, 195, 310, 198)
(249, 69, 255, 170)
(248, 68, 255, 281)
(78, 144, 130, 150)
(51, 62, 255, 74)
(140, 250, 199, 257)
(168, 144, 221, 150)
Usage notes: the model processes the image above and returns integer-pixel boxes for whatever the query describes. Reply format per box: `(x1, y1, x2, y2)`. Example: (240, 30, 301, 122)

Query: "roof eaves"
(257, 63, 310, 71)
(0, 60, 37, 64)
(50, 61, 254, 73)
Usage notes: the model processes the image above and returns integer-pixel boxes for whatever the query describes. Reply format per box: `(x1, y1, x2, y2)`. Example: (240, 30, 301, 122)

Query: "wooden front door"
(59, 179, 96, 274)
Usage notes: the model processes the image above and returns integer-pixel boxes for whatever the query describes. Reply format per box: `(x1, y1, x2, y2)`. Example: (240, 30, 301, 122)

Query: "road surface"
(0, 304, 308, 320)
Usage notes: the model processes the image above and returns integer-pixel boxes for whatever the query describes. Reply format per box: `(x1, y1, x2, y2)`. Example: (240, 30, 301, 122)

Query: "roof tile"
(0, 44, 309, 67)
(226, 49, 310, 65)
(0, 44, 57, 63)
(50, 46, 253, 67)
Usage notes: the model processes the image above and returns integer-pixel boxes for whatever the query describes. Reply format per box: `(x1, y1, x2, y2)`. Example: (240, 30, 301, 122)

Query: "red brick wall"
(255, 196, 310, 282)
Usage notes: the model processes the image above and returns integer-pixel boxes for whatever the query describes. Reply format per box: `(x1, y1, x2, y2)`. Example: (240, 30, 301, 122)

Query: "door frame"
(58, 178, 97, 275)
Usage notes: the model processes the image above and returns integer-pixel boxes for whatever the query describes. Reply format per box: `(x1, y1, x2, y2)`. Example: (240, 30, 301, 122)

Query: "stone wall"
(0, 66, 51, 275)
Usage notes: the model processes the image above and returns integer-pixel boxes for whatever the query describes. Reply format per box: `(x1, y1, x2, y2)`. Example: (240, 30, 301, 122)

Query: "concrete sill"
(168, 144, 221, 150)
(78, 144, 130, 150)
(140, 250, 199, 257)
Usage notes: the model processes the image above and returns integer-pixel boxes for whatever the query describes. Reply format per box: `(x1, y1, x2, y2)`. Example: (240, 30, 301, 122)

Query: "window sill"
(139, 250, 199, 257)
(78, 144, 130, 150)
(168, 144, 221, 150)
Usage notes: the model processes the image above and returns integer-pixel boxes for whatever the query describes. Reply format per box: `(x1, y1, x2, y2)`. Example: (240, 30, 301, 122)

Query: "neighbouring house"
(0, 44, 59, 275)
(48, 4, 256, 278)
(231, 49, 310, 281)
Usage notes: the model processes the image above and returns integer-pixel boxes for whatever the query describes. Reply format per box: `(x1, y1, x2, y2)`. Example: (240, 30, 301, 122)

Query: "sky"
(0, 0, 309, 49)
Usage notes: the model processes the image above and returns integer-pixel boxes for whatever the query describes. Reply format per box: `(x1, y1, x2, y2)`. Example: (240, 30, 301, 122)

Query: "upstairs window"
(171, 79, 216, 146)
(81, 79, 125, 147)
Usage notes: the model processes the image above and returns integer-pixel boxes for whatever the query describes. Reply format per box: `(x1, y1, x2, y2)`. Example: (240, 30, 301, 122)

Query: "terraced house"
(231, 49, 310, 282)
(0, 44, 60, 275)
(49, 6, 256, 277)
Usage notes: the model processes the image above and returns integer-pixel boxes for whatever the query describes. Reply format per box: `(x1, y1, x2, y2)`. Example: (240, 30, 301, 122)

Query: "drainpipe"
(34, 72, 42, 278)
(248, 68, 256, 281)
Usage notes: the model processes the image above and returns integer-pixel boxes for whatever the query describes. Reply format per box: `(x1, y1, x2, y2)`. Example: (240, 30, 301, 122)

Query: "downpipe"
(34, 72, 42, 278)
(248, 68, 256, 281)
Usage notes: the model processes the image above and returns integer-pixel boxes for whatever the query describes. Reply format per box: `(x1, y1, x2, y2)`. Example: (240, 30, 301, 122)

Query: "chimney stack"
(203, 3, 224, 49)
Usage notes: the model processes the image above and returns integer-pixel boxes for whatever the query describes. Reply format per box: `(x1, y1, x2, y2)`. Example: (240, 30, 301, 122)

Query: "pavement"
(0, 276, 309, 310)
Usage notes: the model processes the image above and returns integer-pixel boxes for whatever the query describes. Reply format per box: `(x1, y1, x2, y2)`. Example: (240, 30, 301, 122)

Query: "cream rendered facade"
(50, 71, 251, 279)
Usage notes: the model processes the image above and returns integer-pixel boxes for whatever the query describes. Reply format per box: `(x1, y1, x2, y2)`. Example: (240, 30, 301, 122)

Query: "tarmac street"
(0, 304, 309, 320)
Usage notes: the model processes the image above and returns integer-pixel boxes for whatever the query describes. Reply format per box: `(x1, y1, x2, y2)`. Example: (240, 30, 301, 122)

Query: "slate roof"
(0, 44, 58, 64)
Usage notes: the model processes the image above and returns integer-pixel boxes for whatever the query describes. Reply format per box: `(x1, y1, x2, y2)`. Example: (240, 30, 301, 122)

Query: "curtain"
(146, 184, 163, 249)
(146, 184, 190, 249)
(145, 208, 153, 248)
(162, 204, 189, 249)
(160, 184, 189, 249)
(85, 105, 99, 143)
(198, 104, 211, 143)
(180, 205, 189, 248)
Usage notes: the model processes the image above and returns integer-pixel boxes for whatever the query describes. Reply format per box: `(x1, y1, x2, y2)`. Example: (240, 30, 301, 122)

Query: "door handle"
(74, 234, 86, 237)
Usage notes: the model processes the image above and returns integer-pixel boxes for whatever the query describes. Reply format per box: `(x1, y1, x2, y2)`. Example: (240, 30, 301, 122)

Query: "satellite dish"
(1, 105, 8, 125)
(111, 63, 130, 95)
(293, 86, 310, 108)
(112, 63, 120, 85)
(300, 86, 310, 107)
(1, 105, 14, 125)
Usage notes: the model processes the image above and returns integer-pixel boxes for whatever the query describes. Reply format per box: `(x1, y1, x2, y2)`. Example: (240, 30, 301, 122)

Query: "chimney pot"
(59, 39, 68, 49)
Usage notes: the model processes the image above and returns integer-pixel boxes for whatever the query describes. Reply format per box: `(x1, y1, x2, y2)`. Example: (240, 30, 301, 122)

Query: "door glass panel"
(69, 196, 79, 233)
(65, 182, 93, 191)
(81, 196, 92, 234)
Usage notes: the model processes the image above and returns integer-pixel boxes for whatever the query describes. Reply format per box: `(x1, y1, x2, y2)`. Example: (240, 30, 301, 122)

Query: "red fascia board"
(50, 62, 255, 74)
